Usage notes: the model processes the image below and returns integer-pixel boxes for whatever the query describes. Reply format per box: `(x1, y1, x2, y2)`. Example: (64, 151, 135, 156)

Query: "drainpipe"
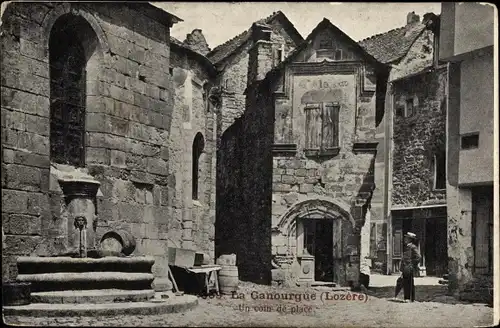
(383, 82, 395, 275)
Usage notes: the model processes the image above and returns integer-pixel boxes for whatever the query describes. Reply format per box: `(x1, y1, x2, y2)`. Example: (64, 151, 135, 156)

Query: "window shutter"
(304, 103, 322, 149)
(322, 103, 339, 148)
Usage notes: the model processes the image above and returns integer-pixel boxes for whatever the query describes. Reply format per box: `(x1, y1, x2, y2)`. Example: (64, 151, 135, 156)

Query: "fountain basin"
(17, 256, 155, 274)
(16, 256, 156, 292)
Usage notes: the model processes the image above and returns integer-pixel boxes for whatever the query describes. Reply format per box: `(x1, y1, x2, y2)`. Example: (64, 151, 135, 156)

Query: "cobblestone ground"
(4, 282, 494, 327)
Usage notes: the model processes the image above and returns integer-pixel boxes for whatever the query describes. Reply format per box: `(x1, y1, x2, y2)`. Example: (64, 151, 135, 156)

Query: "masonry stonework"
(392, 69, 447, 207)
(0, 2, 216, 289)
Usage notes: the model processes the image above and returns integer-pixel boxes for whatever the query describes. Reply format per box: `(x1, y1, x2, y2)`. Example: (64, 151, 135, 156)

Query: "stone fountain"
(3, 170, 198, 316)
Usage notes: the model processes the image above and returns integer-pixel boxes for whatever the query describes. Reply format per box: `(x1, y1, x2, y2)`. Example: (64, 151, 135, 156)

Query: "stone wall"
(214, 18, 299, 280)
(392, 68, 447, 207)
(169, 46, 216, 259)
(266, 50, 380, 286)
(1, 2, 192, 286)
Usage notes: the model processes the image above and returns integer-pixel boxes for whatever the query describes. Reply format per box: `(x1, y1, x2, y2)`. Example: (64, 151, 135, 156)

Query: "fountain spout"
(74, 216, 88, 258)
(59, 177, 100, 257)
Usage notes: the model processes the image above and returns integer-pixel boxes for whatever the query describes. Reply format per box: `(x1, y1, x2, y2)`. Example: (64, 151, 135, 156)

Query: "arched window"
(49, 14, 99, 167)
(192, 133, 205, 200)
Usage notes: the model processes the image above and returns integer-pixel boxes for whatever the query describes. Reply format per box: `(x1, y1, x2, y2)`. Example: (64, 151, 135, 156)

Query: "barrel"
(100, 230, 136, 256)
(216, 254, 236, 266)
(2, 282, 31, 306)
(218, 265, 239, 294)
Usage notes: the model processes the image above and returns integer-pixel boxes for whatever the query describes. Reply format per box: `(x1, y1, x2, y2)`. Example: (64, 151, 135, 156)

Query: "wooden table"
(186, 265, 221, 295)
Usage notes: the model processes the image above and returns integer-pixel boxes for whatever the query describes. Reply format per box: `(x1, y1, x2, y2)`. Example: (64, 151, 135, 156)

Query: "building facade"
(4, 2, 488, 295)
(439, 2, 495, 303)
(1, 2, 217, 292)
(241, 20, 388, 287)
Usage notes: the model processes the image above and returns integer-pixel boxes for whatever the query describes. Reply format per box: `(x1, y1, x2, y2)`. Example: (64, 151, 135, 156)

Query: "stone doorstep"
(30, 289, 156, 304)
(2, 294, 198, 317)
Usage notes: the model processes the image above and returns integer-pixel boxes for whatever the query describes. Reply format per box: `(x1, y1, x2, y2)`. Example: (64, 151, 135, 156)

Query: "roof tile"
(207, 11, 300, 65)
(358, 23, 426, 64)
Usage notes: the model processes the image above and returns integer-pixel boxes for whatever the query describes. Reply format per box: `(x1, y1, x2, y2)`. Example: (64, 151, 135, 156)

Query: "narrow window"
(334, 49, 342, 61)
(276, 49, 283, 65)
(319, 38, 332, 49)
(49, 14, 98, 167)
(433, 151, 446, 190)
(461, 133, 479, 149)
(405, 98, 414, 117)
(396, 106, 405, 117)
(192, 133, 205, 200)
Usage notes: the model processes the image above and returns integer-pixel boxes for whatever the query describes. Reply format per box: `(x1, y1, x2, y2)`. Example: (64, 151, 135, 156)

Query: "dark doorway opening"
(425, 217, 448, 276)
(303, 219, 334, 282)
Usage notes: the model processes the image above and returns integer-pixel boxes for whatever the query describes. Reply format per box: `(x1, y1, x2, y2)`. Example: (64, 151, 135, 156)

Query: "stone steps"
(30, 289, 155, 304)
(16, 256, 156, 292)
(16, 272, 154, 292)
(3, 294, 199, 317)
(17, 256, 155, 274)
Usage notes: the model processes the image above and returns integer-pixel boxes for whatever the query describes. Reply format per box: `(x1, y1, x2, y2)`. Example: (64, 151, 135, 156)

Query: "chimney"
(183, 29, 211, 56)
(247, 23, 273, 86)
(406, 11, 420, 25)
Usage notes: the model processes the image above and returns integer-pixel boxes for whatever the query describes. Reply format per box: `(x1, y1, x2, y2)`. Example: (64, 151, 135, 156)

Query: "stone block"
(299, 184, 314, 193)
(19, 38, 47, 60)
(182, 228, 193, 241)
(2, 109, 26, 131)
(4, 214, 42, 235)
(17, 131, 49, 155)
(281, 175, 296, 184)
(274, 183, 291, 193)
(27, 192, 49, 217)
(3, 235, 42, 255)
(86, 147, 111, 165)
(3, 148, 50, 168)
(117, 202, 143, 223)
(110, 150, 127, 168)
(147, 157, 169, 176)
(4, 164, 41, 191)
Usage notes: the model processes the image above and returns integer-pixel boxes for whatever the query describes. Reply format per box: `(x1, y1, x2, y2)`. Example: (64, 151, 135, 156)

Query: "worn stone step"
(17, 256, 155, 274)
(30, 289, 155, 304)
(16, 272, 154, 292)
(3, 294, 198, 317)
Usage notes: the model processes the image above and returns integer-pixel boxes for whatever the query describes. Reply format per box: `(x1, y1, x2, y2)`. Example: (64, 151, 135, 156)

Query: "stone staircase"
(4, 256, 198, 316)
(16, 256, 155, 298)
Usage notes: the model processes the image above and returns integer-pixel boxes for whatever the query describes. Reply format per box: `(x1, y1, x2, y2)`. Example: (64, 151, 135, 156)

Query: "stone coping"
(2, 294, 198, 317)
(31, 289, 155, 304)
(17, 256, 155, 265)
(17, 272, 154, 283)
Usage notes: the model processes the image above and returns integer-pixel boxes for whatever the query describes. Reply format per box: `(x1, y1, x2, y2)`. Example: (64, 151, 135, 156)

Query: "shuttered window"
(305, 102, 340, 151)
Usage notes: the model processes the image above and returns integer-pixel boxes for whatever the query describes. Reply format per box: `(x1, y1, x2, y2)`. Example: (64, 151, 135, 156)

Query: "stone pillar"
(59, 178, 100, 255)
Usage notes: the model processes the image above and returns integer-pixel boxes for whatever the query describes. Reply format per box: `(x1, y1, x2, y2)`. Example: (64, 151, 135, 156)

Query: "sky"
(152, 2, 441, 49)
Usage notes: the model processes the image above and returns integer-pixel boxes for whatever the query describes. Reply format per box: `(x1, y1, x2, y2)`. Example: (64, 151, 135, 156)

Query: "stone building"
(230, 18, 389, 287)
(439, 2, 495, 303)
(210, 12, 304, 283)
(1, 2, 217, 292)
(358, 12, 448, 275)
(4, 2, 486, 295)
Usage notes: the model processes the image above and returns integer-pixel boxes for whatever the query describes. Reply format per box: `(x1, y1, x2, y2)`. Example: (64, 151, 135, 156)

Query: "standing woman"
(401, 232, 421, 302)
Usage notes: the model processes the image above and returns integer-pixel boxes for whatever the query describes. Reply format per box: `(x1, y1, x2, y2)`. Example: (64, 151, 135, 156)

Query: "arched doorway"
(276, 197, 356, 285)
